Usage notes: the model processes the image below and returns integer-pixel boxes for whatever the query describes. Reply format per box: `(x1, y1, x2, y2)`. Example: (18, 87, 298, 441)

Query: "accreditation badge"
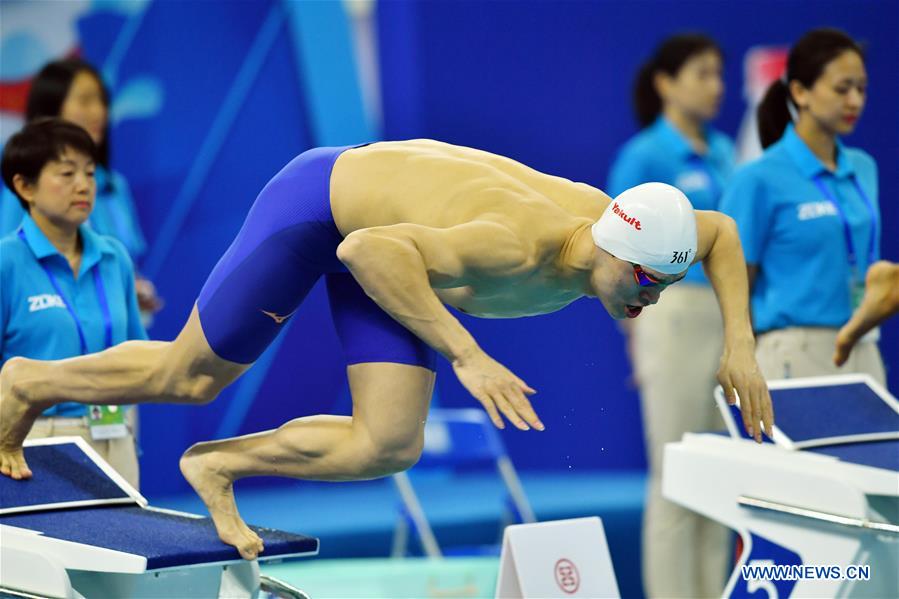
(88, 405, 128, 440)
(850, 279, 866, 311)
(850, 278, 881, 343)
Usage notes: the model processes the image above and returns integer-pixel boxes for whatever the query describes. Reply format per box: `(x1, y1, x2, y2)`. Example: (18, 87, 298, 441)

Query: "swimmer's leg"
(0, 305, 249, 480)
(180, 361, 435, 559)
(1, 152, 334, 479)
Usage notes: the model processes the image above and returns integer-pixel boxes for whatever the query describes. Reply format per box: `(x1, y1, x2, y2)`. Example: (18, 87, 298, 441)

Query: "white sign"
(495, 517, 620, 598)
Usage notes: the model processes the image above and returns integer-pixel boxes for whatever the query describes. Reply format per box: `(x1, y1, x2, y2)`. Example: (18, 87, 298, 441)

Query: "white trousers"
(755, 327, 886, 385)
(26, 410, 140, 490)
(633, 285, 730, 599)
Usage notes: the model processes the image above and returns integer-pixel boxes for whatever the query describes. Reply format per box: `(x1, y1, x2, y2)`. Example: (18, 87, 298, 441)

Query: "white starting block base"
(495, 516, 620, 598)
(0, 437, 317, 599)
(1, 513, 264, 599)
(664, 375, 899, 599)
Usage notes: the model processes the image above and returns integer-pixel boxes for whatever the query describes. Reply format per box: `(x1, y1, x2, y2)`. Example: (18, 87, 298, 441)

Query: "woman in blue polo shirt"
(0, 58, 161, 321)
(607, 34, 734, 599)
(721, 28, 884, 385)
(0, 118, 146, 488)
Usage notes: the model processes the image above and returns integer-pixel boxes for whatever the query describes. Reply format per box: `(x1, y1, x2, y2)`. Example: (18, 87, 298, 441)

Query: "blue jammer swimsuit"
(197, 145, 436, 369)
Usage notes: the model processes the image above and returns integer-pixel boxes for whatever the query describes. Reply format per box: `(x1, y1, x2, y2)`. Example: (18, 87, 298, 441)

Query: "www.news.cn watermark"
(742, 563, 871, 581)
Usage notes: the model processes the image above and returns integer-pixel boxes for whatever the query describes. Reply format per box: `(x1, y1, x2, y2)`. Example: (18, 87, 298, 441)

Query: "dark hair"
(633, 34, 722, 128)
(757, 28, 865, 148)
(26, 58, 110, 167)
(1, 118, 98, 212)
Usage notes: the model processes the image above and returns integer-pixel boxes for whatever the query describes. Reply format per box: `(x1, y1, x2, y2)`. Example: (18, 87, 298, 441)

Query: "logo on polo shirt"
(675, 170, 711, 193)
(28, 294, 66, 312)
(797, 201, 838, 221)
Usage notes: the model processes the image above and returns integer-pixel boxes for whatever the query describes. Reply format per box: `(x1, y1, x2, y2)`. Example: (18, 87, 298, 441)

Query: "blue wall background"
(375, 0, 899, 481)
(6, 0, 894, 496)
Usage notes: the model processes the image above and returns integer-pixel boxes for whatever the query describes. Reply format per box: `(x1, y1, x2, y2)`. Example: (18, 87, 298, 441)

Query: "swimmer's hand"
(452, 348, 543, 431)
(717, 343, 773, 444)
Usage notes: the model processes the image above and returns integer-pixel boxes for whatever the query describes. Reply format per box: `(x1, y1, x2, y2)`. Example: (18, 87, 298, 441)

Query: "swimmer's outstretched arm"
(337, 220, 543, 431)
(693, 211, 773, 443)
(834, 261, 899, 366)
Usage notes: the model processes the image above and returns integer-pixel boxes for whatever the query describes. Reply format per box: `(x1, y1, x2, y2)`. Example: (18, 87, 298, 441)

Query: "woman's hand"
(135, 276, 164, 314)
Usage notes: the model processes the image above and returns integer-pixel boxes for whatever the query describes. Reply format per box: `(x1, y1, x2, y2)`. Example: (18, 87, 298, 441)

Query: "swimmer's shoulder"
(480, 204, 586, 268)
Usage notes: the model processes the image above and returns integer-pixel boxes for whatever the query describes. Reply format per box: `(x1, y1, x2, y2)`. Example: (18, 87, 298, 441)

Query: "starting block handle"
(738, 495, 899, 534)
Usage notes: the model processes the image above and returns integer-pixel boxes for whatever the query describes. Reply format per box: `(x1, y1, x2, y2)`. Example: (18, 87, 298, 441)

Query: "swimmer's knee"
(149, 310, 244, 405)
(179, 376, 220, 405)
(381, 443, 423, 474)
(154, 353, 222, 405)
(366, 433, 425, 476)
(166, 367, 225, 405)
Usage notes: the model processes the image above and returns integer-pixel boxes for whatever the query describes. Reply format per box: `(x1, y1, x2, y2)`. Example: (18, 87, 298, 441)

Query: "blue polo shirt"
(1, 165, 147, 262)
(0, 214, 147, 416)
(607, 117, 735, 285)
(720, 124, 880, 334)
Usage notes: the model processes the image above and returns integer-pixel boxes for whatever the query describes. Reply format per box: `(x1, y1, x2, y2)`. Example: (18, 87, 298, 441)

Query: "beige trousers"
(633, 284, 730, 599)
(25, 409, 140, 490)
(755, 327, 886, 385)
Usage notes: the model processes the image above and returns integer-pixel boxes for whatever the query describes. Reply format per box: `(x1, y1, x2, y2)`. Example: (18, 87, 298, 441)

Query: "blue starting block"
(0, 437, 318, 598)
(664, 374, 899, 599)
(717, 374, 899, 453)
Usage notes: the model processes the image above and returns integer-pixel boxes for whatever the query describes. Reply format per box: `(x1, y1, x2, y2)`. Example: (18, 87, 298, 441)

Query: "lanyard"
(18, 229, 113, 354)
(812, 175, 878, 276)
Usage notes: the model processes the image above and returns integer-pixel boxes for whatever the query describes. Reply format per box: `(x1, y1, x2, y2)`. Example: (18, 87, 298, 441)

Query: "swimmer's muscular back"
(329, 139, 610, 237)
(330, 140, 613, 318)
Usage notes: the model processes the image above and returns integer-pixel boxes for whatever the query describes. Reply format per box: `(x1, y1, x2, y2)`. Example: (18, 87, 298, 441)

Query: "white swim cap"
(591, 183, 697, 275)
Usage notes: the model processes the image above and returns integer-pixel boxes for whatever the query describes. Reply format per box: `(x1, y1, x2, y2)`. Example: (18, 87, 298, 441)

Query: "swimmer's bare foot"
(0, 357, 46, 480)
(180, 444, 264, 560)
